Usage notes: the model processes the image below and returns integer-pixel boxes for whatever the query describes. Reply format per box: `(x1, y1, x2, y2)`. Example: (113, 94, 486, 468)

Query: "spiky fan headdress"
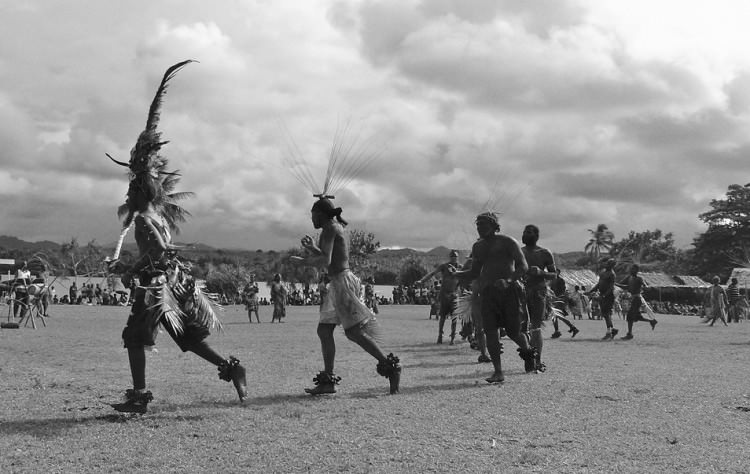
(281, 118, 382, 218)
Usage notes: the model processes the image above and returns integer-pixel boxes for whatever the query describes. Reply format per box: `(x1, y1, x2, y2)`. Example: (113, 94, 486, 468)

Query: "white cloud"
(0, 0, 747, 254)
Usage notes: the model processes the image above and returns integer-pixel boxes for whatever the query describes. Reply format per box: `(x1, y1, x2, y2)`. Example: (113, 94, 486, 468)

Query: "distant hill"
(0, 235, 60, 252)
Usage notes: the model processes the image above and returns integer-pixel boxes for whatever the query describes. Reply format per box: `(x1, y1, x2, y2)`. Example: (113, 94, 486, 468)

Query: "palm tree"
(585, 224, 614, 265)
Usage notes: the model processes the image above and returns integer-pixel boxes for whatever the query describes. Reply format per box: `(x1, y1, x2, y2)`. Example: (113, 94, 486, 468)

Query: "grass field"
(1, 303, 748, 473)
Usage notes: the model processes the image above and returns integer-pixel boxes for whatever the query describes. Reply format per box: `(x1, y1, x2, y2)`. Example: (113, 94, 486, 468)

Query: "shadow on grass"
(405, 359, 478, 369)
(421, 369, 528, 382)
(397, 341, 473, 350)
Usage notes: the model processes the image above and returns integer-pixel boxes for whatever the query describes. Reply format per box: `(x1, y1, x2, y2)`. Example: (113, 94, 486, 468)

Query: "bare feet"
(485, 372, 505, 384)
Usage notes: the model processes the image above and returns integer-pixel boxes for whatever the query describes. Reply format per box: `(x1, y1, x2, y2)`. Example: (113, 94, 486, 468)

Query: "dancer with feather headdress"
(285, 122, 400, 395)
(294, 197, 401, 395)
(106, 61, 247, 413)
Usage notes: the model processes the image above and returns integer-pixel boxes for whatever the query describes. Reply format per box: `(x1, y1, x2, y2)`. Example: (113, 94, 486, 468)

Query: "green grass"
(1, 304, 748, 473)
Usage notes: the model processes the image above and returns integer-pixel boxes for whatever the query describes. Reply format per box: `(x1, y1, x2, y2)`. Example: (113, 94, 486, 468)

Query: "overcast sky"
(2, 0, 749, 253)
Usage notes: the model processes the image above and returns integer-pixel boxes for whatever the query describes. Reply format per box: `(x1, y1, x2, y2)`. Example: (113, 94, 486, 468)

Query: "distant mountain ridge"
(0, 235, 587, 268)
(0, 235, 61, 251)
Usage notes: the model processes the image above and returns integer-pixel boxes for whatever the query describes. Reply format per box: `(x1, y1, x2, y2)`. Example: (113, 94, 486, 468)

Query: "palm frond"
(144, 283, 186, 335)
(192, 289, 224, 332)
(166, 191, 195, 202)
(639, 295, 656, 320)
(161, 202, 192, 234)
(455, 293, 473, 324)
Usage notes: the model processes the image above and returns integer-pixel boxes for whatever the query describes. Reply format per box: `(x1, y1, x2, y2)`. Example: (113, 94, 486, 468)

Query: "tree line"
(2, 183, 747, 292)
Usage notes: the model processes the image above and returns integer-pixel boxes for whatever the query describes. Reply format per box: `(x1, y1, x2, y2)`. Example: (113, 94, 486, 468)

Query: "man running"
(586, 259, 620, 340)
(549, 269, 580, 339)
(455, 212, 537, 383)
(616, 264, 657, 339)
(521, 225, 577, 372)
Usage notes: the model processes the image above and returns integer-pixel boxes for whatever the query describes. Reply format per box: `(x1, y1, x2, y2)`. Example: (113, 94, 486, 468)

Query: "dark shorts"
(525, 285, 547, 329)
(626, 296, 645, 322)
(600, 294, 614, 318)
(439, 293, 457, 318)
(481, 284, 524, 335)
(122, 274, 210, 352)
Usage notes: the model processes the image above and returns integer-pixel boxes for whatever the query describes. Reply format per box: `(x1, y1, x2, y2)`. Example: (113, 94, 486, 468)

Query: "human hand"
(494, 278, 511, 290)
(527, 266, 541, 276)
(301, 235, 314, 249)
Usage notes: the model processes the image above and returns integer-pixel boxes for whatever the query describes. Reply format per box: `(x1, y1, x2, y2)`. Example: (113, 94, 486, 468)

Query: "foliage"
(691, 183, 750, 280)
(584, 224, 614, 265)
(203, 262, 256, 301)
(397, 256, 429, 286)
(374, 269, 398, 285)
(610, 229, 688, 273)
(59, 238, 106, 278)
(349, 228, 380, 278)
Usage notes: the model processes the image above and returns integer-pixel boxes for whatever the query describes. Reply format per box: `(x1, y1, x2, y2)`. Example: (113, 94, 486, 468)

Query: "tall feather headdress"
(106, 60, 197, 259)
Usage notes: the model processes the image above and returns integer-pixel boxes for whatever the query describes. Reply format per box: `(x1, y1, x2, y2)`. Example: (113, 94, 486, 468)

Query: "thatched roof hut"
(672, 275, 710, 288)
(558, 269, 598, 291)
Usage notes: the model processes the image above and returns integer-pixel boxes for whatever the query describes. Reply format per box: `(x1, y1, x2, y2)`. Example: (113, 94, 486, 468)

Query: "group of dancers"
(100, 60, 675, 413)
(420, 222, 659, 382)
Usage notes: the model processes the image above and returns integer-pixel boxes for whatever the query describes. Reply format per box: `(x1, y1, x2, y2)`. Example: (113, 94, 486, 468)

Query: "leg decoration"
(218, 356, 248, 402)
(304, 371, 341, 395)
(518, 347, 539, 373)
(111, 389, 153, 414)
(376, 353, 402, 394)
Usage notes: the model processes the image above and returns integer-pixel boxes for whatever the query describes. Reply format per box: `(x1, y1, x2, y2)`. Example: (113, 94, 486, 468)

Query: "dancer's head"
(311, 198, 347, 229)
(475, 211, 499, 238)
(522, 224, 539, 246)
